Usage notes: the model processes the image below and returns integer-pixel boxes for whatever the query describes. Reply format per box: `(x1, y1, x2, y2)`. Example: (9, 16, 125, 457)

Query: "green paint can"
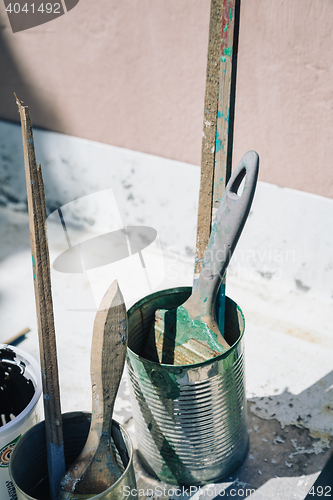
(126, 287, 248, 486)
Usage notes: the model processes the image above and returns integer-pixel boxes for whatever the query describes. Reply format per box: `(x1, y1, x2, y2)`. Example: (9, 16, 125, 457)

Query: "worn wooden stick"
(213, 0, 240, 219)
(194, 0, 240, 331)
(195, 0, 240, 276)
(4, 327, 30, 345)
(194, 0, 224, 280)
(16, 95, 65, 500)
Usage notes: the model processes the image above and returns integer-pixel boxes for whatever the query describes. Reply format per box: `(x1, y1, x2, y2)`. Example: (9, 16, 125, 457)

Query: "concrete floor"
(0, 205, 332, 499)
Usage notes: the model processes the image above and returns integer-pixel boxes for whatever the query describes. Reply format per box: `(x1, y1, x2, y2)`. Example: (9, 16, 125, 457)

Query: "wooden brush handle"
(191, 150, 259, 317)
(90, 280, 127, 436)
(59, 281, 127, 495)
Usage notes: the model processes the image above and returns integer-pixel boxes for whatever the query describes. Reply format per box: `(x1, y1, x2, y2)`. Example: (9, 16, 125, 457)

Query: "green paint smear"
(172, 306, 226, 354)
(215, 127, 222, 153)
(223, 46, 233, 57)
(31, 254, 36, 280)
(221, 56, 226, 63)
(130, 355, 181, 399)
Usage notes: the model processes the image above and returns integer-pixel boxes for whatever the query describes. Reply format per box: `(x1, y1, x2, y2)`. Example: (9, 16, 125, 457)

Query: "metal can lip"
(0, 344, 42, 436)
(127, 287, 245, 371)
(9, 412, 136, 500)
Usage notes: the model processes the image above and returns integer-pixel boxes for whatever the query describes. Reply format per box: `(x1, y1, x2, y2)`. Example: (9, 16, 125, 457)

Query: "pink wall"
(0, 0, 332, 197)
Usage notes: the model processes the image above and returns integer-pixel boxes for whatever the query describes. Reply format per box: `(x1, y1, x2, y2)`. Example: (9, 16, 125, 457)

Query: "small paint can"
(126, 287, 248, 485)
(0, 344, 42, 500)
(9, 412, 137, 500)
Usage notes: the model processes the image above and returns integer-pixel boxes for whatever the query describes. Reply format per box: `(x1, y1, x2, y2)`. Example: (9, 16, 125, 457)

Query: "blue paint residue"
(225, 109, 230, 124)
(215, 128, 222, 153)
(47, 443, 65, 496)
(32, 253, 36, 280)
(119, 319, 127, 345)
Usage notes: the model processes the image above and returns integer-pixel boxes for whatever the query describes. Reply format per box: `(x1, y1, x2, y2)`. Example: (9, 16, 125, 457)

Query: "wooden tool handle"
(90, 280, 127, 435)
(4, 327, 30, 345)
(16, 96, 65, 500)
(59, 280, 127, 496)
(194, 0, 240, 280)
(191, 150, 259, 316)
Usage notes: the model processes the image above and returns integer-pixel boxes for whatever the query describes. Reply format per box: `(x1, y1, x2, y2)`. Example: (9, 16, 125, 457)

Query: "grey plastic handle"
(190, 150, 259, 317)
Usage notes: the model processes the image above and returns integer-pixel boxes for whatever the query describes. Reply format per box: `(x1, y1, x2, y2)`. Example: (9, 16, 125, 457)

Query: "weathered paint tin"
(0, 344, 42, 500)
(126, 287, 248, 485)
(9, 412, 137, 500)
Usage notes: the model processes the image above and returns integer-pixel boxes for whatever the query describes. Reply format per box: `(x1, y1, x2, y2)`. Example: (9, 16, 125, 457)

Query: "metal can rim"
(9, 412, 135, 500)
(127, 287, 245, 371)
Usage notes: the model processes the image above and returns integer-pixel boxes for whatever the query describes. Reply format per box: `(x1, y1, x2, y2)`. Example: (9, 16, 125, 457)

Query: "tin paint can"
(126, 287, 248, 485)
(0, 344, 42, 500)
(9, 412, 137, 500)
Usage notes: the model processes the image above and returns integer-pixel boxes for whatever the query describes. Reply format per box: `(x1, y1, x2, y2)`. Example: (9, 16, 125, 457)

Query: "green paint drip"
(223, 46, 233, 57)
(169, 307, 226, 354)
(215, 128, 222, 153)
(31, 253, 36, 280)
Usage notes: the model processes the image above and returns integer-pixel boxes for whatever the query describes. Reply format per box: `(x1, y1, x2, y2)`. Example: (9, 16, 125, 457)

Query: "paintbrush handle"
(191, 150, 259, 317)
(59, 281, 126, 497)
(90, 281, 127, 436)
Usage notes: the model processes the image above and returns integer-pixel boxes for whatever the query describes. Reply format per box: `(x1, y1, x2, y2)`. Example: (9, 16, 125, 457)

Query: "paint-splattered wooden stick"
(194, 0, 240, 334)
(195, 0, 224, 280)
(213, 0, 240, 332)
(194, 0, 240, 279)
(16, 95, 65, 500)
(213, 0, 240, 219)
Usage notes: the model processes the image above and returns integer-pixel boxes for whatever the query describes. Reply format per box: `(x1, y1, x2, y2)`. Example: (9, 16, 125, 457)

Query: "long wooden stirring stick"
(194, 0, 240, 331)
(16, 95, 66, 500)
